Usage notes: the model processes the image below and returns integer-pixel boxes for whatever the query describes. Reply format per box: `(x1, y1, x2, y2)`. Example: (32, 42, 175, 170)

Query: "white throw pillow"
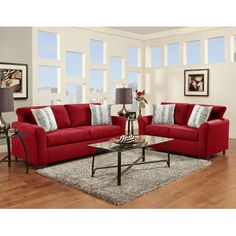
(152, 104, 175, 125)
(31, 107, 58, 132)
(90, 104, 112, 125)
(187, 105, 213, 128)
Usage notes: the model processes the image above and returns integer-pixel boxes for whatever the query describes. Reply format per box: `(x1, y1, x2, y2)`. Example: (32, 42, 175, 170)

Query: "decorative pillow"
(152, 104, 175, 124)
(31, 107, 58, 132)
(187, 105, 213, 128)
(89, 104, 112, 125)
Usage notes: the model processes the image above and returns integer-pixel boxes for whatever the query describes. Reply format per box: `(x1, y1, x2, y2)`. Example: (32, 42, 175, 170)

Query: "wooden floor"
(0, 139, 236, 209)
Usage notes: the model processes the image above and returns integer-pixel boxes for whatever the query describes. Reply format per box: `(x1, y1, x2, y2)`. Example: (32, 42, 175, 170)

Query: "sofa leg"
(223, 150, 226, 155)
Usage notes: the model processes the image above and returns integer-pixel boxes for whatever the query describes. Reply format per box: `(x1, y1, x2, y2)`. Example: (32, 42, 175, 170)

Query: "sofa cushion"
(90, 104, 112, 125)
(79, 125, 121, 140)
(31, 107, 58, 132)
(187, 105, 213, 128)
(65, 104, 92, 127)
(16, 105, 71, 129)
(169, 125, 198, 141)
(145, 124, 171, 137)
(47, 127, 90, 147)
(186, 104, 226, 123)
(162, 102, 190, 125)
(152, 104, 175, 124)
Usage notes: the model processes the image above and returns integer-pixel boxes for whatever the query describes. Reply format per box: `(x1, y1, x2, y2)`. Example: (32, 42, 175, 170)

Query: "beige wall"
(144, 27, 236, 138)
(0, 27, 32, 146)
(0, 27, 33, 123)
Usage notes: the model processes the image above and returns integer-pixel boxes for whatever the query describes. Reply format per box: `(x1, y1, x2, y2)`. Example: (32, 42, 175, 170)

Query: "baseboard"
(0, 144, 7, 153)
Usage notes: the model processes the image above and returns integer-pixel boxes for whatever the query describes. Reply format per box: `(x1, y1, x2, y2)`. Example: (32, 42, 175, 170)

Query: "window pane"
(38, 66, 58, 93)
(208, 37, 225, 63)
(187, 40, 200, 65)
(128, 46, 138, 67)
(90, 69, 104, 93)
(90, 97, 104, 103)
(167, 43, 180, 66)
(90, 40, 104, 64)
(128, 72, 138, 112)
(66, 83, 82, 104)
(151, 46, 161, 67)
(110, 57, 122, 79)
(38, 31, 57, 59)
(65, 52, 82, 77)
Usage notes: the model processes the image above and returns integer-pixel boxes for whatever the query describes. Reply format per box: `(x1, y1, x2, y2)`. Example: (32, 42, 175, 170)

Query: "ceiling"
(108, 27, 184, 35)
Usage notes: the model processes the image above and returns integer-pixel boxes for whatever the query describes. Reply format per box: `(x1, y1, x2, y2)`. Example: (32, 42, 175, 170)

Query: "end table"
(0, 129, 29, 174)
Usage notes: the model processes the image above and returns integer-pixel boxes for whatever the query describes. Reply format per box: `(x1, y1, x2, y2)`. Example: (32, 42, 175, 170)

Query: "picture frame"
(127, 112, 136, 120)
(0, 62, 28, 99)
(184, 69, 209, 96)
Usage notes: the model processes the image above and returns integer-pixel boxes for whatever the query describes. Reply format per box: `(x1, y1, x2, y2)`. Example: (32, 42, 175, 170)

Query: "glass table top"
(88, 135, 173, 153)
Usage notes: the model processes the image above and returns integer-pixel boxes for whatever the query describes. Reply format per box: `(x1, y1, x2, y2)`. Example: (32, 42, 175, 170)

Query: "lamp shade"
(0, 88, 14, 112)
(115, 88, 132, 104)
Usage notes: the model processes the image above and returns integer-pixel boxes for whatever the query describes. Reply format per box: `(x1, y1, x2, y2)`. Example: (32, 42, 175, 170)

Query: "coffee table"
(89, 135, 173, 186)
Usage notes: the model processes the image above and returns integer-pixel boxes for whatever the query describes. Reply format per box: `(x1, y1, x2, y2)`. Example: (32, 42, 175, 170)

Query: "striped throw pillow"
(90, 104, 112, 125)
(31, 107, 58, 132)
(152, 104, 175, 124)
(187, 105, 213, 128)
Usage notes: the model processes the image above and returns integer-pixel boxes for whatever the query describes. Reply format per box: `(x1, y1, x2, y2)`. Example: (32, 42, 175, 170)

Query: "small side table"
(0, 129, 29, 174)
(127, 118, 136, 135)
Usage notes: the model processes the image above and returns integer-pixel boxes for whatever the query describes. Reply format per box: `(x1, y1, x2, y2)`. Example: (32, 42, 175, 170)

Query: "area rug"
(37, 149, 211, 205)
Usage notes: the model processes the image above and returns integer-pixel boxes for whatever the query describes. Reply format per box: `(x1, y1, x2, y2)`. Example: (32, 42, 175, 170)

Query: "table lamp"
(115, 87, 132, 117)
(0, 88, 14, 132)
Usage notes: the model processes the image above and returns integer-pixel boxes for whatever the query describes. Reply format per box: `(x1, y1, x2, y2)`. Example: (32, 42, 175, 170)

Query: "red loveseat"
(12, 104, 126, 167)
(138, 102, 229, 159)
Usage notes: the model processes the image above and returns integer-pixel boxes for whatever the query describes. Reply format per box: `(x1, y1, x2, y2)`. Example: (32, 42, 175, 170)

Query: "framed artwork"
(184, 69, 209, 96)
(0, 62, 28, 99)
(127, 112, 136, 120)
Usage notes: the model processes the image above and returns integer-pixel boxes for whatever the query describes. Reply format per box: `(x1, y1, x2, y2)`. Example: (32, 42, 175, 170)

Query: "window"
(66, 83, 82, 104)
(110, 57, 123, 79)
(167, 43, 180, 66)
(38, 100, 54, 106)
(128, 46, 139, 67)
(90, 40, 104, 64)
(38, 31, 58, 60)
(90, 97, 104, 104)
(38, 66, 58, 93)
(151, 46, 161, 67)
(90, 69, 104, 93)
(233, 36, 236, 62)
(128, 72, 138, 112)
(186, 40, 200, 65)
(65, 52, 83, 77)
(208, 37, 225, 63)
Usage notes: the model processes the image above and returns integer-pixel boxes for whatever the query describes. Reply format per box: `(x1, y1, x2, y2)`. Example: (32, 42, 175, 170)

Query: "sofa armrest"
(111, 116, 126, 135)
(11, 122, 47, 167)
(137, 115, 153, 135)
(198, 118, 229, 157)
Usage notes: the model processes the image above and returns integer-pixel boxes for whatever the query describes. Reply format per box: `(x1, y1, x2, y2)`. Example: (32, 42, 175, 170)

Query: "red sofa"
(138, 102, 229, 159)
(12, 104, 126, 167)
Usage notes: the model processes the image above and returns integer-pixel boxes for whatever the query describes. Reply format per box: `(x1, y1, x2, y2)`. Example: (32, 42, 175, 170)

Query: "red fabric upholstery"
(169, 125, 198, 141)
(16, 105, 71, 129)
(47, 128, 90, 147)
(145, 124, 171, 137)
(79, 125, 121, 140)
(138, 115, 153, 135)
(161, 102, 190, 125)
(12, 104, 126, 167)
(138, 102, 229, 159)
(65, 104, 92, 127)
(12, 122, 47, 167)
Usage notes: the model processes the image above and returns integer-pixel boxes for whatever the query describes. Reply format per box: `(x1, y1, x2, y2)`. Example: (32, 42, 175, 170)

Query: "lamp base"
(117, 104, 129, 118)
(0, 113, 10, 133)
